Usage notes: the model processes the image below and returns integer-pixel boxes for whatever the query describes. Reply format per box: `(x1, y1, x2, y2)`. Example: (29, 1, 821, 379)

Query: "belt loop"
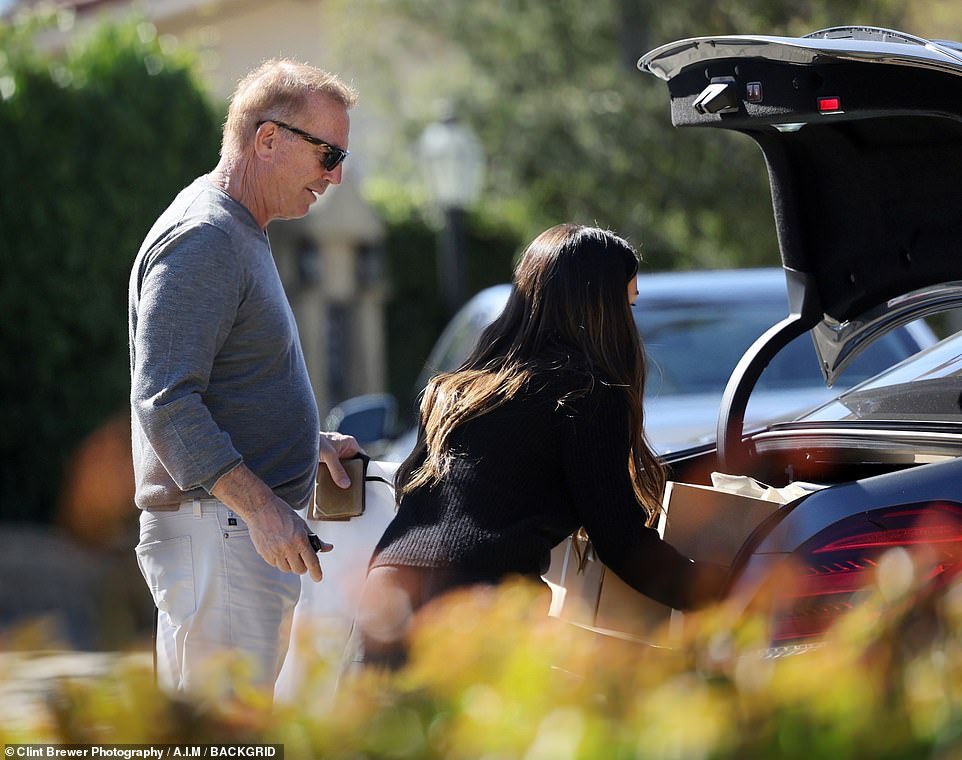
(192, 499, 202, 518)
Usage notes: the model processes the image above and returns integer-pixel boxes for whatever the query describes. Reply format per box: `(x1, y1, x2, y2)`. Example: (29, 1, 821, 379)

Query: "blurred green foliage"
(336, 0, 907, 271)
(0, 15, 221, 522)
(3, 556, 962, 758)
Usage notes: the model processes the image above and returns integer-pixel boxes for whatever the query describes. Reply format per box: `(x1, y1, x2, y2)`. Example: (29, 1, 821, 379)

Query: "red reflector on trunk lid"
(818, 96, 842, 112)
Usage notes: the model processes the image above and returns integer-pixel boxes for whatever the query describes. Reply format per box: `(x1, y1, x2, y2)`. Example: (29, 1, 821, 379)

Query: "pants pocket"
(135, 535, 196, 625)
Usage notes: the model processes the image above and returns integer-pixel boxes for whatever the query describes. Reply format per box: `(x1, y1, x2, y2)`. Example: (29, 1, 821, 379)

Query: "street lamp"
(418, 113, 484, 317)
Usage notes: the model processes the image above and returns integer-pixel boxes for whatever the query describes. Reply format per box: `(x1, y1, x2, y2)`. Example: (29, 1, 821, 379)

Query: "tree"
(332, 0, 907, 270)
(0, 16, 221, 522)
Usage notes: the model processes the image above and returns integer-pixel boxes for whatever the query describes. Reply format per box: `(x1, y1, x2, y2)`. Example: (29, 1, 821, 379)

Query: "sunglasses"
(258, 119, 350, 171)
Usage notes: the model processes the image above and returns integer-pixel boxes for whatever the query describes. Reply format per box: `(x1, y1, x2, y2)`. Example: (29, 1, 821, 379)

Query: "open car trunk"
(639, 27, 962, 471)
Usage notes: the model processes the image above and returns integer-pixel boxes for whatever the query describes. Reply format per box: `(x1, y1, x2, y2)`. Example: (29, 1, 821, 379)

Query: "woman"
(354, 223, 728, 669)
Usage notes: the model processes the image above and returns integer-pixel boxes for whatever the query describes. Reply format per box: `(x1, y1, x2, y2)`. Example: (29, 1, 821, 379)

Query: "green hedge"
(0, 18, 221, 522)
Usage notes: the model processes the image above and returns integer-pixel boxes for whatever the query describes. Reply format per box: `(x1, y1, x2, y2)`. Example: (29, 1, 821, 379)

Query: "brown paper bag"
(547, 480, 782, 643)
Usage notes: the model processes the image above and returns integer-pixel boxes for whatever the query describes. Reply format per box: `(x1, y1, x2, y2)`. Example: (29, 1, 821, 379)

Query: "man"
(129, 59, 361, 697)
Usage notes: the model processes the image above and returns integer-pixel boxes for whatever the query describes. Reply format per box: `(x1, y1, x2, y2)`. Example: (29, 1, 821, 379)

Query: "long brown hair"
(396, 223, 666, 522)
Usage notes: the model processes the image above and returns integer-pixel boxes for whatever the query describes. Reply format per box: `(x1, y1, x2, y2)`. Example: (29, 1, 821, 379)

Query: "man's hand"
(211, 464, 328, 582)
(244, 494, 332, 582)
(319, 431, 364, 488)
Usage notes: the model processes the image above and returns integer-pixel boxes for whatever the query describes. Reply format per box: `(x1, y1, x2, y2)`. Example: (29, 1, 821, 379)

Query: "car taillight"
(770, 502, 962, 643)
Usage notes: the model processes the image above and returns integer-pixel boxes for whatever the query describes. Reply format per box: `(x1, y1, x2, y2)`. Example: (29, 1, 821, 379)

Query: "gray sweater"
(128, 176, 320, 511)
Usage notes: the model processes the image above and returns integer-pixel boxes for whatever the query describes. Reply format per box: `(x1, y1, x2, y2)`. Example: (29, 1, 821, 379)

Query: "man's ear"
(253, 121, 278, 160)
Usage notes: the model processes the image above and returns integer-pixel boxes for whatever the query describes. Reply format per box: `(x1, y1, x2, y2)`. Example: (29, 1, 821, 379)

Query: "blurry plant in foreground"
(5, 553, 962, 758)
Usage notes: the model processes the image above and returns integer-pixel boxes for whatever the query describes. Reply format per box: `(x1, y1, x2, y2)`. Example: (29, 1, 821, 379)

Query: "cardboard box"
(545, 480, 783, 644)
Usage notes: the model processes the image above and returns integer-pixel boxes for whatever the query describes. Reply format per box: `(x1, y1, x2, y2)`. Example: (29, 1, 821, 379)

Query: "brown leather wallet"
(310, 455, 367, 520)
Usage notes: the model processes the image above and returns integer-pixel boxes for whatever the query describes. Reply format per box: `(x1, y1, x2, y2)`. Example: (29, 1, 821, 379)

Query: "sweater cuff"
(202, 458, 244, 495)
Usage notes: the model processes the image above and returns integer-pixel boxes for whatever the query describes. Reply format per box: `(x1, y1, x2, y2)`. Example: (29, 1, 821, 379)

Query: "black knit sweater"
(371, 369, 725, 610)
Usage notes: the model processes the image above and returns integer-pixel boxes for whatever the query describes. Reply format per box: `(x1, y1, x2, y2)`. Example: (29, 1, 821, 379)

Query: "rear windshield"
(800, 331, 962, 423)
(635, 299, 921, 397)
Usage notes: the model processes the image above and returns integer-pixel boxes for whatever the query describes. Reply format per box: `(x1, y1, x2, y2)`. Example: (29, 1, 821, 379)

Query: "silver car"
(333, 268, 934, 460)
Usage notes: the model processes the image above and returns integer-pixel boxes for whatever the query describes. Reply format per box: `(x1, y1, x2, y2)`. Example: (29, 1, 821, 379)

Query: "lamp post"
(418, 113, 484, 317)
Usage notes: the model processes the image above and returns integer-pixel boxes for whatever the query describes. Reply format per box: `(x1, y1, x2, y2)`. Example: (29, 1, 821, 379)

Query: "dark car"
(627, 25, 962, 652)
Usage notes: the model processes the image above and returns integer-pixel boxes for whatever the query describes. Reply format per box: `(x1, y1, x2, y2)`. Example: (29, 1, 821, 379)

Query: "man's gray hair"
(222, 58, 358, 158)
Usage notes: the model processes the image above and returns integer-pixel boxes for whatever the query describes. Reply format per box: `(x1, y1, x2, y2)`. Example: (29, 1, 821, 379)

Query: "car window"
(636, 298, 925, 398)
(638, 300, 781, 396)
